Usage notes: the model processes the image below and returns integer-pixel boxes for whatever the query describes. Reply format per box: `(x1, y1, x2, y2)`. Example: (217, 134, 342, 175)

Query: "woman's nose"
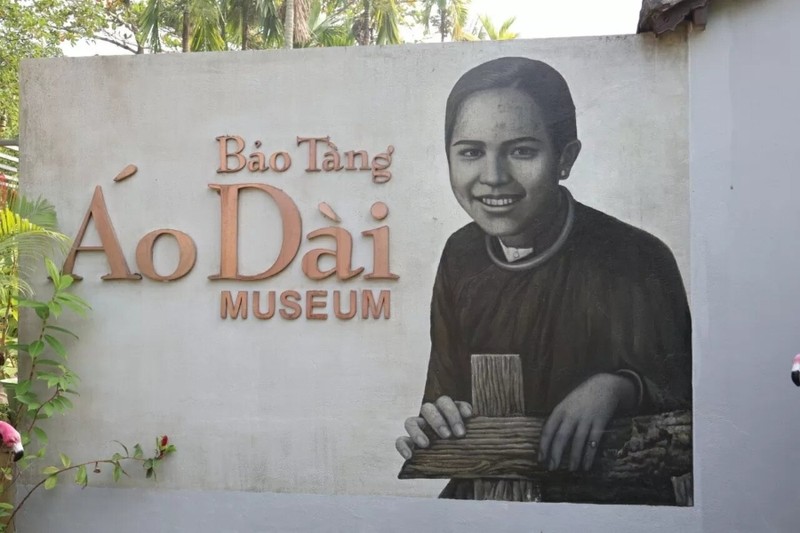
(479, 154, 511, 186)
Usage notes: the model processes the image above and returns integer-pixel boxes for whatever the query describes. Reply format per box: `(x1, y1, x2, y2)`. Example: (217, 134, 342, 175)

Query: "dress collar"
(485, 187, 576, 271)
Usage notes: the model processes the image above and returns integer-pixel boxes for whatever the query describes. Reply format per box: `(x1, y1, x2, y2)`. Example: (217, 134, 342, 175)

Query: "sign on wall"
(22, 34, 691, 505)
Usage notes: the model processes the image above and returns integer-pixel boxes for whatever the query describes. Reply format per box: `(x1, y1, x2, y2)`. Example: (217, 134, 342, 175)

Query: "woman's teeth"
(480, 197, 518, 207)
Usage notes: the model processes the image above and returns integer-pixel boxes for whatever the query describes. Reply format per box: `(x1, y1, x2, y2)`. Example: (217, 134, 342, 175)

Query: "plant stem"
(25, 387, 59, 436)
(6, 456, 146, 526)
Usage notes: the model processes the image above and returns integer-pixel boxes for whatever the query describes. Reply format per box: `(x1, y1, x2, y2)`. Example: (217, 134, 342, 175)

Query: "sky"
(61, 0, 644, 57)
(466, 0, 641, 39)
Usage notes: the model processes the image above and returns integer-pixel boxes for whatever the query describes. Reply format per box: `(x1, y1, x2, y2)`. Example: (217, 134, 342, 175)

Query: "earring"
(560, 169, 567, 178)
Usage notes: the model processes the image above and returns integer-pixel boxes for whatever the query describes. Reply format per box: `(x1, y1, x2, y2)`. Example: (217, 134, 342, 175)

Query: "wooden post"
(470, 354, 538, 501)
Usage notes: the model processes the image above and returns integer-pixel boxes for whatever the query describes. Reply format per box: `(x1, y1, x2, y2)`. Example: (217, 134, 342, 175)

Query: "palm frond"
(140, 0, 165, 52)
(7, 195, 59, 231)
(497, 16, 518, 40)
(190, 0, 226, 50)
(373, 0, 401, 44)
(0, 207, 71, 299)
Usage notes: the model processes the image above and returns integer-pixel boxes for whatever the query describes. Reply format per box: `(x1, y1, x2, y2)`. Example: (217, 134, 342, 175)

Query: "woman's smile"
(474, 193, 525, 209)
(448, 87, 563, 246)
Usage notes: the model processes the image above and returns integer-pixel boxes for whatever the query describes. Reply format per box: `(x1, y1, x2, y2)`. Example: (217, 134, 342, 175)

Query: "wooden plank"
(398, 410, 692, 482)
(468, 354, 533, 500)
(471, 354, 524, 416)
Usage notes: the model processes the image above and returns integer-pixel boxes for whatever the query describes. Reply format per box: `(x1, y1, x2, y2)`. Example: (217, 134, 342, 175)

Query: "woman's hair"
(444, 57, 577, 156)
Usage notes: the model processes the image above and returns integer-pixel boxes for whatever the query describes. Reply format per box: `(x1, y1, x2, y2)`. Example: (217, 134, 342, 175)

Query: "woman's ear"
(558, 140, 582, 180)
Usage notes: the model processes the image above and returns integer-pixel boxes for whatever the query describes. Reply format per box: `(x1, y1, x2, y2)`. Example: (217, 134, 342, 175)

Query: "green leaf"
(0, 503, 13, 510)
(44, 325, 79, 340)
(133, 444, 144, 459)
(44, 475, 58, 490)
(59, 396, 73, 410)
(47, 301, 62, 319)
(75, 464, 88, 487)
(42, 466, 59, 475)
(28, 340, 45, 358)
(59, 453, 71, 468)
(34, 358, 63, 367)
(16, 299, 46, 310)
(3, 342, 25, 351)
(16, 391, 38, 405)
(43, 335, 66, 357)
(56, 275, 73, 292)
(54, 293, 90, 315)
(33, 426, 48, 446)
(34, 305, 50, 320)
(45, 258, 60, 285)
(15, 380, 30, 394)
(113, 463, 122, 482)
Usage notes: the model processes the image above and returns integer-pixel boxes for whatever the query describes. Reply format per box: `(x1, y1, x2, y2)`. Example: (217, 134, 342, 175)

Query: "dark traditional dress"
(422, 197, 692, 503)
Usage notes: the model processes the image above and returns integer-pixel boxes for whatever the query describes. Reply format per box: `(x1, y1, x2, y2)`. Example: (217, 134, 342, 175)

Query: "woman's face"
(448, 87, 564, 245)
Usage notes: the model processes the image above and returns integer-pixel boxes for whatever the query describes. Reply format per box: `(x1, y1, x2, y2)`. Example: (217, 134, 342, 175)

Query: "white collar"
(499, 241, 534, 263)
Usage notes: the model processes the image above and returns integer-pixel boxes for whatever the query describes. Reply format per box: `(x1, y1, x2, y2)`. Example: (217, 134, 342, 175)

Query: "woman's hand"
(538, 373, 636, 472)
(395, 396, 473, 460)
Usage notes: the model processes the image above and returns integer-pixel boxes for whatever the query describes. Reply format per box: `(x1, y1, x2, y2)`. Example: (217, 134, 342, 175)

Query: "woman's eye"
(458, 148, 484, 159)
(510, 146, 538, 158)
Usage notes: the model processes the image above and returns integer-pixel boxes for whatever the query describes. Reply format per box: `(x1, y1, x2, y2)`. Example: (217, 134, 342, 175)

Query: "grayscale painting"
(396, 57, 693, 506)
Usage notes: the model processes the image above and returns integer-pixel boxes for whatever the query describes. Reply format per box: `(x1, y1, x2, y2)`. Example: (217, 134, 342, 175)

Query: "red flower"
(160, 435, 169, 447)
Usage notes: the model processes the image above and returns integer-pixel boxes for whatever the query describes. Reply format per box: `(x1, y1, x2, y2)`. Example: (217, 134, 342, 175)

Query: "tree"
(139, 0, 226, 53)
(350, 0, 407, 46)
(284, 0, 295, 47)
(303, 0, 355, 47)
(473, 14, 518, 41)
(0, 0, 107, 137)
(417, 0, 471, 42)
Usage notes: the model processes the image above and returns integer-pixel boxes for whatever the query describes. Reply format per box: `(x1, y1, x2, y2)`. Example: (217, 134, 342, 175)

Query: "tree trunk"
(241, 0, 249, 50)
(182, 1, 190, 52)
(283, 0, 295, 49)
(353, 0, 371, 46)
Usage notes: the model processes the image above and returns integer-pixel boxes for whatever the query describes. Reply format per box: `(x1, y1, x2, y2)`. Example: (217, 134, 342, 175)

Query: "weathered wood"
(469, 354, 532, 501)
(399, 410, 692, 484)
(471, 354, 525, 417)
(403, 352, 692, 504)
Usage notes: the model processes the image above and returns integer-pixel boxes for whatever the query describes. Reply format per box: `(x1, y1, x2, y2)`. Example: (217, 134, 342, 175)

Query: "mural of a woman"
(395, 57, 692, 503)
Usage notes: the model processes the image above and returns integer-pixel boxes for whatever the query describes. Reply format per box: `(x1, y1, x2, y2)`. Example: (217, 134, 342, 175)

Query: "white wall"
(18, 33, 689, 505)
(27, 6, 787, 528)
(23, 0, 800, 525)
(689, 0, 800, 530)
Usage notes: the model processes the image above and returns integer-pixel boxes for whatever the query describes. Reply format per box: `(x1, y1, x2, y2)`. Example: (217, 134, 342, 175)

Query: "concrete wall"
(689, 0, 800, 531)
(20, 5, 798, 528)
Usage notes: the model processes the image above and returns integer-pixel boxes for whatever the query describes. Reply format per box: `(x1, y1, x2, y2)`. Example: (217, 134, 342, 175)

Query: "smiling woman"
(396, 57, 692, 505)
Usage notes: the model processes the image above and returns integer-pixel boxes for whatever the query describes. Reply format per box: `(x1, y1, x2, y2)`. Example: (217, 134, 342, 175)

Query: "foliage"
(302, 0, 355, 47)
(0, 181, 177, 530)
(0, 0, 521, 133)
(0, 189, 69, 381)
(472, 14, 518, 41)
(0, 259, 176, 532)
(140, 0, 227, 52)
(415, 0, 471, 42)
(0, 0, 108, 136)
